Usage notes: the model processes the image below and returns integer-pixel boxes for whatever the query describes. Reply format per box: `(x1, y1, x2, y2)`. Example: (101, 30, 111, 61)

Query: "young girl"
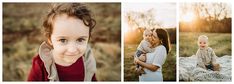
(28, 3, 97, 81)
(134, 29, 156, 75)
(196, 35, 220, 71)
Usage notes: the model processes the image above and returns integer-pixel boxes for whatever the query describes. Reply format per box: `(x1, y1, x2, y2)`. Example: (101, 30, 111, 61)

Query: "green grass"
(179, 32, 231, 57)
(124, 43, 176, 81)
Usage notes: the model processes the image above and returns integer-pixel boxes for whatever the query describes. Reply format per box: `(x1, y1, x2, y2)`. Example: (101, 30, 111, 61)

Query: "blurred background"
(3, 3, 121, 81)
(179, 2, 231, 57)
(123, 3, 176, 81)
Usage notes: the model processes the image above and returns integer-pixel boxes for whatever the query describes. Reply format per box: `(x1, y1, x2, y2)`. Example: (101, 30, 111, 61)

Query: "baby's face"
(50, 14, 89, 64)
(198, 38, 208, 49)
(144, 34, 151, 41)
(143, 30, 152, 41)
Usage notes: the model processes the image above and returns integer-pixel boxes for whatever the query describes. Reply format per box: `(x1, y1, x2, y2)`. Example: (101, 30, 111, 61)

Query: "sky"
(179, 3, 232, 21)
(122, 2, 176, 31)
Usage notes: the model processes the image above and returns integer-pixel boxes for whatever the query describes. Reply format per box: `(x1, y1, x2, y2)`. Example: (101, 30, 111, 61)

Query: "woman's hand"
(138, 54, 146, 62)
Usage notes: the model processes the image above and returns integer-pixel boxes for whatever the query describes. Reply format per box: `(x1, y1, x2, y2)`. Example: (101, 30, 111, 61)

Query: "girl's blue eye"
(59, 39, 67, 43)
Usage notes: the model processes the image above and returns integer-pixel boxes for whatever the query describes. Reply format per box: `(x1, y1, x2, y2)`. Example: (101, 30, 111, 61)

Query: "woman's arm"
(135, 45, 167, 72)
(134, 57, 159, 72)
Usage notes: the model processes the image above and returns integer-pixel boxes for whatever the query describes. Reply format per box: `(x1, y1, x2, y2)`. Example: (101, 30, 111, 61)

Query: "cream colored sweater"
(196, 47, 217, 69)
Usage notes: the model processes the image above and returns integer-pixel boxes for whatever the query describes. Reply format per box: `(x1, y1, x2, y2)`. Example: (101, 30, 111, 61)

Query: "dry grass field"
(3, 3, 121, 81)
(179, 32, 231, 57)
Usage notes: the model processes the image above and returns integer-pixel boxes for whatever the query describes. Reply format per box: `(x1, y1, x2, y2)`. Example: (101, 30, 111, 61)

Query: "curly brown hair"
(42, 3, 96, 45)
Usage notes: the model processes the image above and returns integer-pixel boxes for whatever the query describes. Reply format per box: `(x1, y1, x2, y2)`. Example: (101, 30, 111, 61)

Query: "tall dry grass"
(92, 42, 121, 81)
(3, 3, 121, 81)
(179, 32, 231, 57)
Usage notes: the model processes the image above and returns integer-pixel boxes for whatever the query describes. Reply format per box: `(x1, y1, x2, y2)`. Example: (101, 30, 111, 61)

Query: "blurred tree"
(125, 9, 176, 44)
(180, 3, 231, 33)
(126, 9, 162, 30)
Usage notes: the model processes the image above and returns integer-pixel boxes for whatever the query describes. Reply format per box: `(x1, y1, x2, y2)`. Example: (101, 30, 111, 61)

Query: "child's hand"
(138, 54, 146, 62)
(134, 57, 140, 64)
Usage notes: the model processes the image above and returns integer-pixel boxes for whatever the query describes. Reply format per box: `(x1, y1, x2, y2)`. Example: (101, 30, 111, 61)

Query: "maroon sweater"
(28, 55, 96, 81)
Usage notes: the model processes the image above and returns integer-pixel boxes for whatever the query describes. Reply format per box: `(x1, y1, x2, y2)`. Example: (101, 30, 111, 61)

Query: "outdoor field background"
(123, 3, 177, 81)
(124, 28, 177, 81)
(179, 32, 231, 57)
(179, 3, 232, 81)
(179, 3, 231, 57)
(3, 3, 121, 81)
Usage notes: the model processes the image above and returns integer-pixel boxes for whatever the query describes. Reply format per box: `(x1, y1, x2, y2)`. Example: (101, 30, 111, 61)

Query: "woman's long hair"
(155, 28, 171, 54)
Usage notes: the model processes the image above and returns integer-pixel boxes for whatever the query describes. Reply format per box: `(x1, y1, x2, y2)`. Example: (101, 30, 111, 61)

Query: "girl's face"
(198, 38, 208, 49)
(50, 14, 89, 65)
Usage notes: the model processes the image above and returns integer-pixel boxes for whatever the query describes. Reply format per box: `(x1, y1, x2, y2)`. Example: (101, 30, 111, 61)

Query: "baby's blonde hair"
(198, 35, 208, 45)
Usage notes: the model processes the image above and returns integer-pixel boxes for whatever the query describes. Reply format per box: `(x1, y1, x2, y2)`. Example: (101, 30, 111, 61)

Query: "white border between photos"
(176, 1, 179, 82)
(1, 0, 233, 84)
(121, 2, 124, 82)
(232, 0, 233, 82)
(0, 0, 2, 83)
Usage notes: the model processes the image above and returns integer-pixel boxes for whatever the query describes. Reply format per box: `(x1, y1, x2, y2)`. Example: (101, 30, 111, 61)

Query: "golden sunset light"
(123, 27, 129, 33)
(180, 11, 195, 22)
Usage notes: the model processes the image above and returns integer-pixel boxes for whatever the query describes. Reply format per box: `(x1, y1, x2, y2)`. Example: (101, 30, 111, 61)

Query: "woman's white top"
(139, 45, 167, 81)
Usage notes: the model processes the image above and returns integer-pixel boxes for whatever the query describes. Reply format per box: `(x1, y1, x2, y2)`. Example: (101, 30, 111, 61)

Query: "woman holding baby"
(134, 28, 171, 81)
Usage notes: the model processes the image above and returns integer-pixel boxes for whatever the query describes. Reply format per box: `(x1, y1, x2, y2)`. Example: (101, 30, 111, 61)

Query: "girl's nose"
(67, 44, 79, 54)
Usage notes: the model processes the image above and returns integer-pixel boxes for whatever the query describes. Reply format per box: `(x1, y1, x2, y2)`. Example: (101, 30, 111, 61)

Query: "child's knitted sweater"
(137, 40, 155, 53)
(196, 47, 217, 69)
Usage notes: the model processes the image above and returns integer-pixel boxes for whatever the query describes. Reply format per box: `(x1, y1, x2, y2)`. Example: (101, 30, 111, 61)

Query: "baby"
(196, 35, 220, 71)
(135, 29, 155, 75)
